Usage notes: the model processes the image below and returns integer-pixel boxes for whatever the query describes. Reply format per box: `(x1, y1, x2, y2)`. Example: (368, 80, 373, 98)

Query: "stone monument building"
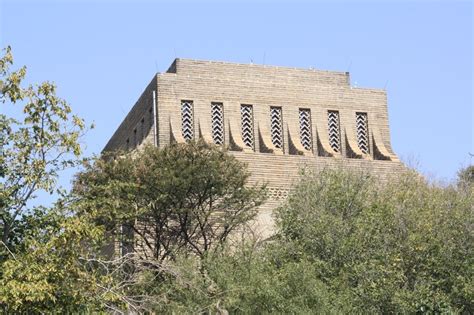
(103, 58, 403, 238)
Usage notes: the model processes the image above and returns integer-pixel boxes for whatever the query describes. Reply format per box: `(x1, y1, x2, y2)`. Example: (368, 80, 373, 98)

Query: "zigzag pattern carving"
(299, 109, 312, 151)
(181, 100, 194, 141)
(241, 105, 254, 149)
(211, 103, 224, 145)
(356, 112, 369, 154)
(270, 107, 283, 149)
(328, 110, 340, 152)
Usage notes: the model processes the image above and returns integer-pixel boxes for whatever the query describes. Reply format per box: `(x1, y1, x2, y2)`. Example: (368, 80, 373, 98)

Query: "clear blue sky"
(1, 1, 472, 187)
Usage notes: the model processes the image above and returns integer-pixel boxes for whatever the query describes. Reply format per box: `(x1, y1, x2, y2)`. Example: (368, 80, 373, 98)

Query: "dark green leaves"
(74, 141, 266, 261)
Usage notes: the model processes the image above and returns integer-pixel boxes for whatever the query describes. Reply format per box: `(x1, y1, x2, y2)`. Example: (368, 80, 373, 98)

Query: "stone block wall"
(103, 58, 404, 239)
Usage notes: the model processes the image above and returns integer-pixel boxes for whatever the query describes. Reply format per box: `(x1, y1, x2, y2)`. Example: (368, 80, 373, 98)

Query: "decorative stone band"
(267, 187, 290, 201)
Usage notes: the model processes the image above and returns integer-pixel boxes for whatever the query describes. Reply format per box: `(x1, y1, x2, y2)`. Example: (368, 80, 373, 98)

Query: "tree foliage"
(458, 165, 474, 189)
(128, 168, 472, 314)
(0, 46, 89, 258)
(74, 141, 267, 262)
(0, 46, 105, 313)
(142, 242, 336, 314)
(0, 205, 112, 313)
(275, 168, 473, 313)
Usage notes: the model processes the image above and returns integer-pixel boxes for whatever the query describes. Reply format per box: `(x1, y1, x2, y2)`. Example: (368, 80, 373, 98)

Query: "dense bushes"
(3, 161, 472, 313)
(275, 168, 473, 313)
(118, 167, 473, 314)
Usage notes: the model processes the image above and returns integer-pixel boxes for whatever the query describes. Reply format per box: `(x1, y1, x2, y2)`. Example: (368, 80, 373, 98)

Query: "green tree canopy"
(0, 46, 109, 313)
(275, 168, 473, 313)
(0, 46, 89, 257)
(74, 141, 267, 261)
(457, 164, 474, 189)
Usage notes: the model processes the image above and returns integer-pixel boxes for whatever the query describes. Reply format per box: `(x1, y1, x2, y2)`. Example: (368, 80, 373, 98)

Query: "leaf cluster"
(74, 141, 266, 261)
(1, 46, 91, 259)
(275, 168, 473, 313)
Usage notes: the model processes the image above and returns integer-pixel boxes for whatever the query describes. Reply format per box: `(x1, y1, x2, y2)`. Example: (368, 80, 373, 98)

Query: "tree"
(74, 141, 266, 262)
(0, 204, 113, 313)
(457, 164, 474, 189)
(0, 46, 89, 258)
(275, 168, 473, 313)
(0, 47, 114, 312)
(104, 167, 471, 314)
